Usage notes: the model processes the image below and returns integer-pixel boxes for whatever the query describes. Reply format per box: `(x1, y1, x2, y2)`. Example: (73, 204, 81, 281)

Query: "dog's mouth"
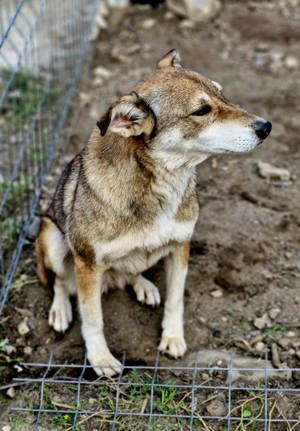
(195, 119, 272, 155)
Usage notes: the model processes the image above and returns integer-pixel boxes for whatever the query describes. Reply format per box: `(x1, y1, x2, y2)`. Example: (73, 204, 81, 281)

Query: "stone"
(271, 343, 281, 368)
(278, 338, 292, 349)
(141, 18, 156, 29)
(179, 19, 195, 29)
(254, 341, 266, 352)
(6, 387, 16, 398)
(287, 331, 296, 338)
(24, 346, 33, 355)
(93, 66, 113, 79)
(269, 308, 280, 320)
(92, 77, 104, 87)
(17, 318, 30, 335)
(110, 46, 129, 63)
(254, 313, 271, 330)
(180, 350, 292, 382)
(167, 0, 222, 23)
(284, 55, 298, 70)
(210, 289, 223, 298)
(2, 426, 11, 431)
(206, 399, 227, 416)
(255, 43, 270, 53)
(257, 161, 291, 181)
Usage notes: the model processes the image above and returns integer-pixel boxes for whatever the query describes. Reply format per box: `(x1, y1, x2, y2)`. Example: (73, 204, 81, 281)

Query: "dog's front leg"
(74, 255, 121, 376)
(159, 241, 190, 358)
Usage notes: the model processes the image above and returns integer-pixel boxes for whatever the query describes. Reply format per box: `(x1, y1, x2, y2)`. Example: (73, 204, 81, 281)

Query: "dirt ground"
(1, 0, 300, 403)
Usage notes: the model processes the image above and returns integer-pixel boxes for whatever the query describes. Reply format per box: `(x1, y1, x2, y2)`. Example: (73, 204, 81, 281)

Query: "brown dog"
(36, 49, 272, 376)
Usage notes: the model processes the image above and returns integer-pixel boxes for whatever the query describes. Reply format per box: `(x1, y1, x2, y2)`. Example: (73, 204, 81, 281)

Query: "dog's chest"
(94, 212, 195, 264)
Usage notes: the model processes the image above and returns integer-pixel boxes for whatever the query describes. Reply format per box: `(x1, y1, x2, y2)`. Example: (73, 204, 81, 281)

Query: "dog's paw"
(89, 351, 122, 377)
(158, 334, 187, 358)
(48, 297, 72, 332)
(133, 277, 161, 307)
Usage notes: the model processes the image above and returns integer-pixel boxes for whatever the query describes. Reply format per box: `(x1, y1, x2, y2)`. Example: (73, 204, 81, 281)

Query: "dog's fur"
(36, 49, 271, 376)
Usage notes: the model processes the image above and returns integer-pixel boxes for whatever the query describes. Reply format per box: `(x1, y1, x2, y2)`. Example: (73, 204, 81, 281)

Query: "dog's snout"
(254, 120, 272, 140)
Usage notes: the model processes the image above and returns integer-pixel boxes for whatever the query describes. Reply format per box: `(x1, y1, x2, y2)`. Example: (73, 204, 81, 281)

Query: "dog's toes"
(134, 277, 161, 307)
(158, 334, 187, 359)
(89, 352, 122, 377)
(48, 299, 72, 332)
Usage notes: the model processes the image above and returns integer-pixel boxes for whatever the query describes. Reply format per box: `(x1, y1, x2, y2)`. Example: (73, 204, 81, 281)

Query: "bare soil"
(1, 0, 300, 421)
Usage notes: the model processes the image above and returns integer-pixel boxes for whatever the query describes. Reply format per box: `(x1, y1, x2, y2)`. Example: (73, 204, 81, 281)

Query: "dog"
(36, 49, 272, 376)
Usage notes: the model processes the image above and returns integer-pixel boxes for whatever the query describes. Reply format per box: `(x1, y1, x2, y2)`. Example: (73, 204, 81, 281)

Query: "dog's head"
(98, 49, 271, 164)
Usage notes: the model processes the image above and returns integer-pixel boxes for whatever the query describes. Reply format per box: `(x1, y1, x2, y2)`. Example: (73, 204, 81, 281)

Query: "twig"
(268, 400, 277, 431)
(194, 412, 214, 431)
(65, 411, 114, 431)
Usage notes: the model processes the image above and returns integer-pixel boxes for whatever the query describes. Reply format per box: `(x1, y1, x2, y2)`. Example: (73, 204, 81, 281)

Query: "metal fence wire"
(7, 352, 300, 430)
(1, 2, 300, 431)
(0, 0, 99, 312)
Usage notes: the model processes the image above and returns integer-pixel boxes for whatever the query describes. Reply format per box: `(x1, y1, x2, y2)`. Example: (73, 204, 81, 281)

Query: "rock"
(4, 344, 16, 355)
(255, 43, 270, 53)
(271, 343, 281, 368)
(291, 339, 300, 349)
(6, 387, 16, 399)
(167, 0, 222, 22)
(141, 18, 156, 29)
(284, 55, 298, 70)
(93, 66, 113, 79)
(254, 313, 271, 330)
(210, 289, 223, 298)
(206, 399, 227, 416)
(92, 77, 104, 87)
(179, 19, 195, 29)
(24, 346, 32, 355)
(278, 338, 292, 349)
(287, 331, 296, 338)
(2, 426, 11, 431)
(111, 46, 129, 63)
(126, 44, 141, 55)
(17, 318, 30, 335)
(79, 92, 92, 105)
(164, 11, 174, 20)
(180, 350, 292, 382)
(269, 308, 280, 320)
(254, 341, 266, 352)
(257, 161, 291, 181)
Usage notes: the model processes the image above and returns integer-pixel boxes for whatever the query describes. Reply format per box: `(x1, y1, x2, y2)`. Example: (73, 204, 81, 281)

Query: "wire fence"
(5, 351, 300, 430)
(0, 0, 99, 313)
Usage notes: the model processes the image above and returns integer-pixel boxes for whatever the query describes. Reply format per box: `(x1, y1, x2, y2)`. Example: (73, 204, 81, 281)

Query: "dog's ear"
(157, 48, 182, 69)
(97, 93, 156, 139)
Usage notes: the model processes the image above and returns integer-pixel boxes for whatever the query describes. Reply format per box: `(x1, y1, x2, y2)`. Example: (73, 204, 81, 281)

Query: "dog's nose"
(254, 120, 272, 140)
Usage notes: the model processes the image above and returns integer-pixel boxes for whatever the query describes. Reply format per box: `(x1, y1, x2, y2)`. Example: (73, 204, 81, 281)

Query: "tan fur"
(181, 241, 191, 267)
(36, 49, 271, 376)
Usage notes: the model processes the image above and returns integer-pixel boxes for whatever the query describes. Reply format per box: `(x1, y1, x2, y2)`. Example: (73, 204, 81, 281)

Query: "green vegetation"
(0, 68, 60, 129)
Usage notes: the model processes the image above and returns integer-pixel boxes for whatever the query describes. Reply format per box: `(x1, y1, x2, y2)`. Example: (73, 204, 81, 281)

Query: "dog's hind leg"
(36, 217, 73, 332)
(102, 272, 160, 307)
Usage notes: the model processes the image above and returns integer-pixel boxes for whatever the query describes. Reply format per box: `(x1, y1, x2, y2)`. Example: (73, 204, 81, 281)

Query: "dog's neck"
(85, 129, 202, 219)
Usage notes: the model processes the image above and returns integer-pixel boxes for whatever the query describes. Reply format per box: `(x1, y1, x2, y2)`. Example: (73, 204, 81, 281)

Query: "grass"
(0, 68, 60, 130)
(1, 370, 300, 430)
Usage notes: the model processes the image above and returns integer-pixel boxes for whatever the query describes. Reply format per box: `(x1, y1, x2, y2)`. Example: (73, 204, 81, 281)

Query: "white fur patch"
(95, 217, 195, 263)
(197, 121, 260, 153)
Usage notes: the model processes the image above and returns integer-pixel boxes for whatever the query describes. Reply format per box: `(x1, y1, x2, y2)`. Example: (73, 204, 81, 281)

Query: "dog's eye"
(191, 105, 212, 116)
